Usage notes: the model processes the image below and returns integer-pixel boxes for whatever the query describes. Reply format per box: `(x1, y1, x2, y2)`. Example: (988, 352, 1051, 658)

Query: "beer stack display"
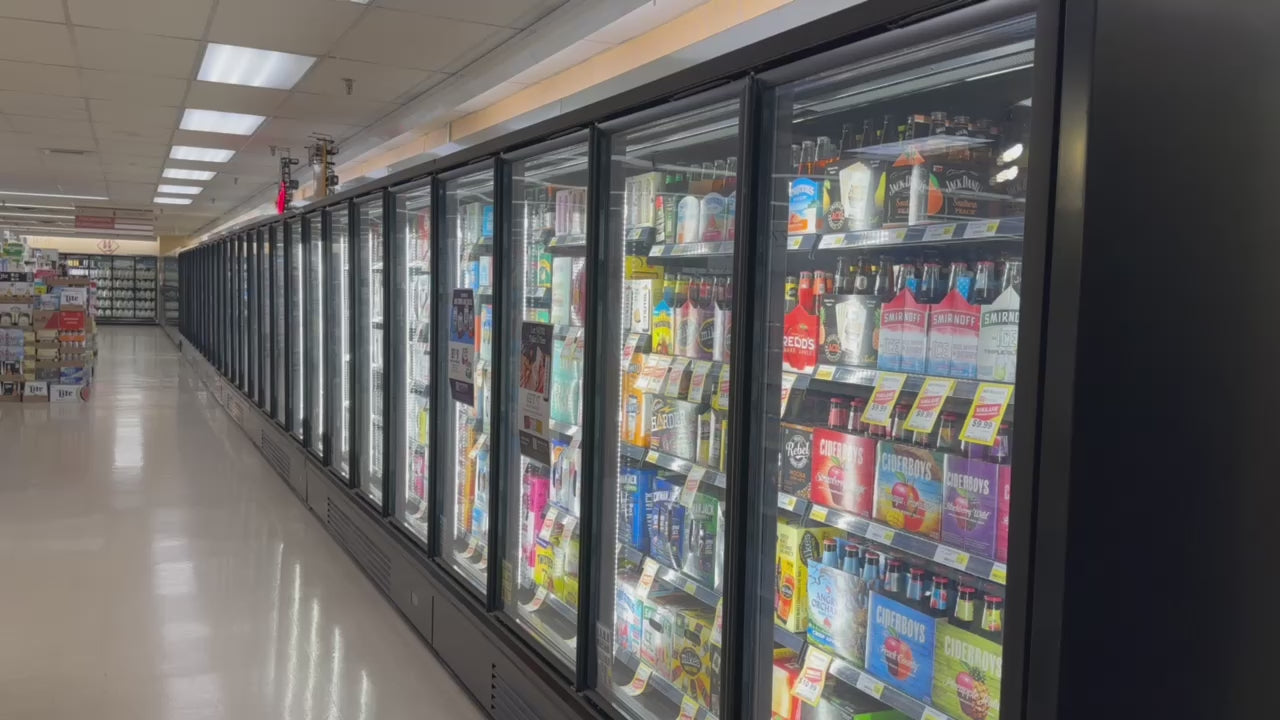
(606, 112, 741, 720)
(771, 105, 1026, 719)
(0, 271, 95, 403)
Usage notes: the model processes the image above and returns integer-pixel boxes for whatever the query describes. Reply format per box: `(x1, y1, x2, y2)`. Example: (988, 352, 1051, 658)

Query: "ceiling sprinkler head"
(343, 77, 354, 96)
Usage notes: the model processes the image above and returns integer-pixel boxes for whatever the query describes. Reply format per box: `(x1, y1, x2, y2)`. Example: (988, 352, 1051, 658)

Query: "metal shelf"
(619, 545, 720, 607)
(806, 502, 1007, 585)
(620, 442, 727, 491)
(773, 624, 806, 653)
(800, 364, 1012, 406)
(777, 491, 810, 516)
(787, 216, 1024, 253)
(827, 656, 956, 720)
(647, 240, 734, 260)
(614, 650, 718, 720)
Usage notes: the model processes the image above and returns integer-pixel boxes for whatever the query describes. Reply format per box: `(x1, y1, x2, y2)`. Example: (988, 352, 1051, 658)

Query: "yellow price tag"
(959, 382, 1013, 446)
(814, 365, 836, 381)
(904, 377, 956, 434)
(790, 647, 832, 706)
(865, 523, 895, 546)
(989, 563, 1007, 585)
(677, 696, 700, 720)
(862, 372, 908, 427)
(810, 506, 829, 523)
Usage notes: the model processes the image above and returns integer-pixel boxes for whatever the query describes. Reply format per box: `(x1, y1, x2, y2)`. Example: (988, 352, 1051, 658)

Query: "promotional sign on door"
(518, 321, 553, 465)
(448, 289, 476, 406)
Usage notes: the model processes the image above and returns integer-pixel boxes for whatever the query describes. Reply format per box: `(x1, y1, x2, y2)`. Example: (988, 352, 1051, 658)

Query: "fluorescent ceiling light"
(157, 184, 203, 195)
(0, 190, 107, 200)
(163, 168, 216, 181)
(154, 197, 193, 205)
(198, 43, 317, 90)
(0, 203, 74, 210)
(170, 146, 235, 163)
(181, 108, 266, 136)
(0, 211, 72, 219)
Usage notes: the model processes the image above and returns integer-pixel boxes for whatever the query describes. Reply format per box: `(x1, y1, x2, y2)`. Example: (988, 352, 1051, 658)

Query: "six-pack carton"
(933, 624, 1003, 720)
(865, 592, 937, 703)
(776, 518, 843, 633)
(873, 442, 945, 540)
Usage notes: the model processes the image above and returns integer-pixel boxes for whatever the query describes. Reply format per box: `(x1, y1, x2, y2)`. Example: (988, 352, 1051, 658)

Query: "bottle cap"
(909, 568, 925, 576)
(984, 595, 1003, 603)
(958, 586, 976, 594)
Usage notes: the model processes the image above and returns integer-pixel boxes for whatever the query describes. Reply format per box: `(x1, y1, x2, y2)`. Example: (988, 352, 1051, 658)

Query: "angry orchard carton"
(933, 623, 1003, 720)
(810, 428, 875, 516)
(806, 556, 869, 665)
(873, 441, 944, 541)
(941, 456, 1000, 560)
(878, 289, 928, 373)
(926, 290, 980, 379)
(865, 592, 936, 703)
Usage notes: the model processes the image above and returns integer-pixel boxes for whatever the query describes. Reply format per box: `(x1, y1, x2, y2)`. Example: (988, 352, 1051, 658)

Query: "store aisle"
(0, 327, 485, 720)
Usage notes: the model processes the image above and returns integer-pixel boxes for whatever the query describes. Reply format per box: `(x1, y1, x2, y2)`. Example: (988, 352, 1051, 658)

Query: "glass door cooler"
(259, 228, 272, 409)
(498, 138, 591, 671)
(328, 205, 353, 481)
(238, 233, 249, 392)
(757, 12, 1033, 720)
(306, 213, 327, 460)
(357, 194, 386, 506)
(288, 219, 305, 441)
(273, 223, 286, 425)
(438, 163, 497, 595)
(594, 95, 743, 720)
(393, 180, 433, 545)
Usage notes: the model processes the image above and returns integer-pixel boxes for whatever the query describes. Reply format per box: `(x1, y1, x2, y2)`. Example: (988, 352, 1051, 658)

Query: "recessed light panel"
(181, 108, 266, 136)
(154, 197, 193, 205)
(157, 184, 203, 195)
(170, 146, 235, 163)
(0, 190, 107, 200)
(163, 168, 217, 181)
(198, 43, 317, 90)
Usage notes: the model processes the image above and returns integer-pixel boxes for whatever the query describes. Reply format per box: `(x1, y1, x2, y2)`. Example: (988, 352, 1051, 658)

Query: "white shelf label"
(921, 707, 947, 720)
(818, 233, 847, 249)
(989, 563, 1008, 585)
(921, 223, 957, 242)
(810, 506, 829, 523)
(786, 236, 805, 250)
(538, 509, 559, 541)
(681, 466, 706, 507)
(778, 493, 798, 512)
(527, 586, 548, 611)
(934, 545, 970, 571)
(965, 219, 1002, 238)
(855, 672, 885, 699)
(865, 523, 896, 546)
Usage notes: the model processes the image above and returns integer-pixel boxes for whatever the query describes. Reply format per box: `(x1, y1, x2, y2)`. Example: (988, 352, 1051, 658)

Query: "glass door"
(439, 163, 496, 595)
(357, 194, 386, 506)
(757, 12, 1034, 720)
(239, 234, 249, 391)
(273, 223, 287, 424)
(248, 234, 259, 398)
(594, 96, 743, 720)
(499, 138, 590, 671)
(329, 204, 353, 480)
(289, 219, 305, 440)
(394, 180, 433, 545)
(259, 228, 272, 409)
(306, 213, 326, 459)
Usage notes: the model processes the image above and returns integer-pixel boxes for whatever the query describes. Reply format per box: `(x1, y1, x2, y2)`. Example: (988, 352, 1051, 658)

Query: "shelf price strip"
(959, 382, 1013, 446)
(862, 372, 908, 426)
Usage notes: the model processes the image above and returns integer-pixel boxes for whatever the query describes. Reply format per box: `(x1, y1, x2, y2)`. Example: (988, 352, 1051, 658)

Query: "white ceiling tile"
(334, 8, 516, 72)
(294, 58, 443, 103)
(7, 116, 94, 137)
(169, 129, 249, 150)
(74, 26, 200, 79)
(100, 154, 164, 170)
(376, 0, 564, 29)
(79, 70, 189, 105)
(68, 0, 214, 40)
(0, 0, 66, 23)
(104, 166, 161, 183)
(0, 134, 96, 153)
(273, 92, 395, 128)
(0, 60, 81, 96)
(209, 0, 364, 56)
(0, 17, 74, 65)
(95, 123, 175, 143)
(185, 82, 289, 116)
(108, 180, 159, 202)
(247, 117, 363, 147)
(88, 99, 180, 127)
(505, 39, 613, 85)
(97, 138, 170, 159)
(0, 91, 87, 120)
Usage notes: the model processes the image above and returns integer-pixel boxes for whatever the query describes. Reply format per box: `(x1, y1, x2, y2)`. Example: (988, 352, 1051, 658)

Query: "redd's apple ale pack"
(873, 441, 944, 540)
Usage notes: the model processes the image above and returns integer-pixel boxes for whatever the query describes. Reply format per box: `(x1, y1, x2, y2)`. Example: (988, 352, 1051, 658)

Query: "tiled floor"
(0, 326, 484, 720)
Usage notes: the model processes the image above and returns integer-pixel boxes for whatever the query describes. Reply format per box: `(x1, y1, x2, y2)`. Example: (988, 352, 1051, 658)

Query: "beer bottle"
(946, 260, 971, 300)
(784, 274, 798, 313)
(821, 537, 839, 568)
(852, 256, 872, 295)
(930, 111, 949, 136)
(1001, 257, 1023, 296)
(905, 568, 927, 609)
(861, 551, 882, 592)
(724, 156, 738, 195)
(812, 271, 828, 308)
(713, 159, 727, 193)
(972, 259, 998, 304)
(980, 595, 1004, 642)
(874, 257, 896, 301)
(701, 161, 715, 184)
(847, 397, 868, 435)
(827, 397, 848, 429)
(799, 140, 816, 176)
(859, 119, 877, 152)
(918, 260, 943, 304)
(832, 256, 849, 295)
(883, 558, 904, 598)
(988, 422, 1012, 465)
(797, 272, 814, 314)
(891, 403, 911, 442)
(841, 544, 861, 576)
(880, 114, 899, 146)
(815, 136, 834, 171)
(953, 586, 977, 632)
(790, 144, 802, 175)
(837, 123, 856, 157)
(936, 412, 960, 454)
(929, 576, 952, 617)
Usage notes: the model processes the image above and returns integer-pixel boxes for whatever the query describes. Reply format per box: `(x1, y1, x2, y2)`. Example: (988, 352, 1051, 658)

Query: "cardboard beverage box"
(772, 650, 804, 720)
(672, 607, 718, 706)
(782, 304, 820, 375)
(977, 288, 1019, 383)
(873, 441, 945, 540)
(779, 423, 813, 498)
(819, 294, 880, 367)
(806, 558, 869, 665)
(866, 591, 937, 703)
(926, 290, 980, 380)
(878, 289, 928, 374)
(648, 396, 700, 461)
(22, 380, 48, 402)
(810, 428, 876, 517)
(996, 464, 1011, 564)
(942, 455, 1001, 560)
(932, 161, 997, 222)
(775, 517, 843, 633)
(647, 477, 685, 568)
(0, 379, 22, 401)
(933, 623, 1004, 720)
(681, 492, 722, 589)
(640, 594, 705, 682)
(620, 467, 655, 553)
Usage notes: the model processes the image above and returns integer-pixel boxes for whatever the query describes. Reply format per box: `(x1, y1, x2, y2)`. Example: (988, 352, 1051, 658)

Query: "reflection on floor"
(0, 327, 485, 720)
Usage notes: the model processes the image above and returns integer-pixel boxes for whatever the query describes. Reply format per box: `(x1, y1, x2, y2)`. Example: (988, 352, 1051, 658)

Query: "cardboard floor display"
(0, 272, 96, 403)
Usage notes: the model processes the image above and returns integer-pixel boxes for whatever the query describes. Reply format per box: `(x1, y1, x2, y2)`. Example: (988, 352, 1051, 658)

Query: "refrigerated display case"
(238, 234, 248, 391)
(306, 214, 326, 459)
(594, 96, 743, 720)
(394, 180, 433, 544)
(499, 138, 591, 671)
(90, 255, 157, 322)
(329, 205, 353, 480)
(259, 228, 272, 409)
(164, 256, 179, 327)
(756, 12, 1032, 720)
(273, 223, 286, 425)
(357, 195, 386, 506)
(289, 219, 305, 441)
(438, 163, 496, 595)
